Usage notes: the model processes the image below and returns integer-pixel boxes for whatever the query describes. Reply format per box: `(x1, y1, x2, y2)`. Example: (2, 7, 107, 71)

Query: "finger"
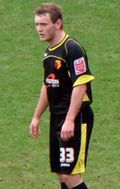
(61, 131, 66, 141)
(34, 128, 40, 137)
(29, 124, 33, 136)
(29, 125, 39, 138)
(61, 131, 74, 141)
(33, 128, 39, 136)
(70, 130, 74, 137)
(61, 132, 69, 141)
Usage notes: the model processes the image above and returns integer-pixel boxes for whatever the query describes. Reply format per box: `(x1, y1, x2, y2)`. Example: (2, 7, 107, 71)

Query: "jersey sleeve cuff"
(73, 75, 95, 87)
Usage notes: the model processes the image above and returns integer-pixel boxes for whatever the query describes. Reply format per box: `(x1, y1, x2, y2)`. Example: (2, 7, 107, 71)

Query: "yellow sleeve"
(73, 75, 95, 87)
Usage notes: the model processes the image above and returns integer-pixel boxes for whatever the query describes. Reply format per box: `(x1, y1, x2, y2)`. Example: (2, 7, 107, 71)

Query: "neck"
(48, 30, 66, 47)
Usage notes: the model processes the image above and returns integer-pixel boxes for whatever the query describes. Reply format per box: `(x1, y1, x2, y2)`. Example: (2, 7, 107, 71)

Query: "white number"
(60, 148, 66, 162)
(60, 148, 74, 163)
(66, 148, 74, 163)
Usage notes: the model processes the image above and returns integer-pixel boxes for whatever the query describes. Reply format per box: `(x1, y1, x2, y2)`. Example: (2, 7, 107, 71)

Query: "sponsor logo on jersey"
(45, 73, 59, 88)
(74, 57, 86, 75)
(60, 163, 70, 167)
(54, 60, 62, 70)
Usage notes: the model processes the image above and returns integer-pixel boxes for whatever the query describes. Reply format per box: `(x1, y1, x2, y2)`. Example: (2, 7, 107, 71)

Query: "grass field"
(0, 0, 120, 188)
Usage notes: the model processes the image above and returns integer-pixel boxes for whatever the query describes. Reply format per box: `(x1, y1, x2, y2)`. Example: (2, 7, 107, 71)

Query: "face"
(35, 13, 59, 42)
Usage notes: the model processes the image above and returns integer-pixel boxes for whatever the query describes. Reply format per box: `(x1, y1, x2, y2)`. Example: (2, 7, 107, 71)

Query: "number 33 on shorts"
(60, 147, 74, 163)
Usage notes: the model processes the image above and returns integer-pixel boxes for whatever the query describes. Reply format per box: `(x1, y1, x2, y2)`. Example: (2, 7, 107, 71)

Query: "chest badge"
(54, 60, 62, 70)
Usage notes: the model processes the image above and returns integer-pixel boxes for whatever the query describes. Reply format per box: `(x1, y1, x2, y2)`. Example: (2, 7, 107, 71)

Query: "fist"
(29, 118, 40, 138)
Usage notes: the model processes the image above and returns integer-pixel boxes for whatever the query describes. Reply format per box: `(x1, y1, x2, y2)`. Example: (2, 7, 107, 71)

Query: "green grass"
(0, 0, 120, 188)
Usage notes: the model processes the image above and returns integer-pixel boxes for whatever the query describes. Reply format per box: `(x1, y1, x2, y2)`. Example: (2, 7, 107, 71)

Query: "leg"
(57, 173, 68, 189)
(49, 115, 69, 189)
(50, 111, 93, 188)
(59, 109, 94, 189)
(60, 174, 88, 189)
(71, 182, 88, 189)
(61, 182, 68, 189)
(57, 173, 84, 189)
(60, 174, 83, 188)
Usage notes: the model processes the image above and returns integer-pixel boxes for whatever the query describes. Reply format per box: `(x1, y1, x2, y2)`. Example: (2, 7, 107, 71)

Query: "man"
(29, 3, 95, 189)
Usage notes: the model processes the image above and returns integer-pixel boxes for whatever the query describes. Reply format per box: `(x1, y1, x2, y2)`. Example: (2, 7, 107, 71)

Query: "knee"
(60, 173, 82, 188)
(60, 174, 71, 186)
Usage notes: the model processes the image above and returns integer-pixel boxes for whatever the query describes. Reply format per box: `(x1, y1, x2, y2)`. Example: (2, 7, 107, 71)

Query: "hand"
(29, 118, 41, 138)
(61, 120, 75, 141)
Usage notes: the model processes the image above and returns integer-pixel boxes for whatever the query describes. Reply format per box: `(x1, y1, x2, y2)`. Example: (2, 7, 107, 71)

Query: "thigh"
(49, 109, 94, 174)
(59, 108, 94, 175)
(49, 135, 60, 173)
(82, 107, 94, 165)
(49, 115, 65, 173)
(59, 113, 82, 174)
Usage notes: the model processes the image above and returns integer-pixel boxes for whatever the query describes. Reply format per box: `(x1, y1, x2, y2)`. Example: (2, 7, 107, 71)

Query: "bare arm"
(29, 84, 48, 138)
(33, 84, 48, 119)
(61, 83, 87, 141)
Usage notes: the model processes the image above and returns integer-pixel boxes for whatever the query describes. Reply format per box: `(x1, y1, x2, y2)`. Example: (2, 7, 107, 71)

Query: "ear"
(55, 19, 63, 29)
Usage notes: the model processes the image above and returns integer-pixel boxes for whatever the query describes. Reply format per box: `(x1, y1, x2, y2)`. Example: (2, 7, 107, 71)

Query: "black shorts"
(49, 107, 94, 174)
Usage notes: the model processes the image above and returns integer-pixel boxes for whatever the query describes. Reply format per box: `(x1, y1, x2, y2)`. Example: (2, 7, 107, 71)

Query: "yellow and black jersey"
(43, 34, 95, 114)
